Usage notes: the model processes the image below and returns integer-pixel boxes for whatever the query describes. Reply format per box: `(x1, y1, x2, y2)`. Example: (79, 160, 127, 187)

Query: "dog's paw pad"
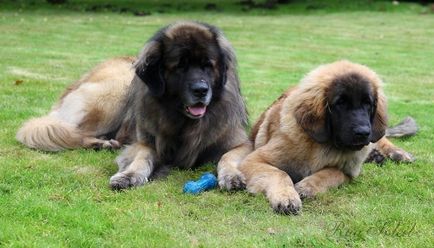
(108, 139, 121, 149)
(218, 172, 246, 191)
(388, 149, 415, 163)
(268, 188, 302, 215)
(109, 172, 147, 190)
(295, 183, 315, 200)
(101, 139, 120, 150)
(271, 197, 302, 215)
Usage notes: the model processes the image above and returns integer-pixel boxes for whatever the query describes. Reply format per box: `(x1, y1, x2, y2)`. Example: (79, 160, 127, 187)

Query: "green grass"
(1, 1, 433, 247)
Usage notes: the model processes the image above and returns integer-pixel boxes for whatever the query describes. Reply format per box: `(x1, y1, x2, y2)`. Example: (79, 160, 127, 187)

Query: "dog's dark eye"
(201, 59, 212, 68)
(362, 98, 371, 106)
(177, 58, 188, 70)
(335, 97, 346, 106)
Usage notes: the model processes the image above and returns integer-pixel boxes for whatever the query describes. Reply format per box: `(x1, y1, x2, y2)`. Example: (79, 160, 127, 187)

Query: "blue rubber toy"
(183, 172, 218, 194)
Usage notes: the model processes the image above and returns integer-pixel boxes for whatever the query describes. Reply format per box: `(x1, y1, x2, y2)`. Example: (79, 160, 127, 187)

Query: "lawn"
(0, 0, 433, 247)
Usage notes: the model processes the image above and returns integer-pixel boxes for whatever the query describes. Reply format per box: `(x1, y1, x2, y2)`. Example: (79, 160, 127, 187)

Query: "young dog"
(237, 60, 414, 214)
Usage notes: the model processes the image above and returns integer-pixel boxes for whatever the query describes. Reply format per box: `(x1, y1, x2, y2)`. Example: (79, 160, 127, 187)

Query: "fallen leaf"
(267, 227, 276, 235)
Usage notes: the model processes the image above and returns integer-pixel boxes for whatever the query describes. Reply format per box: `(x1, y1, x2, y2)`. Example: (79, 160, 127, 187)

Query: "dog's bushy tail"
(16, 115, 83, 152)
(386, 116, 418, 138)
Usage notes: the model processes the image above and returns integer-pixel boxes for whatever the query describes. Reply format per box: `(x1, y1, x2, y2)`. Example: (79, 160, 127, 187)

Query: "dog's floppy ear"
(215, 33, 236, 88)
(370, 91, 388, 142)
(134, 40, 165, 97)
(294, 91, 330, 143)
(217, 52, 228, 88)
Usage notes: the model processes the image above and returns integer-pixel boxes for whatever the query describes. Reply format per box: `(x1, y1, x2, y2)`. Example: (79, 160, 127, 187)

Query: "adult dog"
(17, 21, 251, 190)
(237, 60, 414, 214)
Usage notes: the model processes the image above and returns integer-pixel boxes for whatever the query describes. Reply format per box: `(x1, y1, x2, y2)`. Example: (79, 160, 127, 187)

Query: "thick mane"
(286, 60, 387, 145)
(130, 21, 247, 169)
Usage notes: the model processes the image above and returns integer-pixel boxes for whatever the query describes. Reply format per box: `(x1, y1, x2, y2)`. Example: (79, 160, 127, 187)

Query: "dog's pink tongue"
(188, 105, 206, 116)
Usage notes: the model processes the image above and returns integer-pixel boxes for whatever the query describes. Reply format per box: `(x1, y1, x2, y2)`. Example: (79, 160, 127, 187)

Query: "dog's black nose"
(354, 126, 370, 139)
(191, 81, 209, 98)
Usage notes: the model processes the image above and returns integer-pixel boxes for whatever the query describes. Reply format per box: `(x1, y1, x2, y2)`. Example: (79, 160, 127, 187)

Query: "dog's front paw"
(294, 181, 317, 200)
(109, 172, 148, 190)
(268, 188, 302, 215)
(218, 168, 246, 191)
(387, 148, 415, 163)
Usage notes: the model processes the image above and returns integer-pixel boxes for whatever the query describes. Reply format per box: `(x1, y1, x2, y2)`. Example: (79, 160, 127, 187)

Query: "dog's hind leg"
(82, 137, 121, 150)
(109, 143, 155, 190)
(371, 137, 414, 163)
(366, 117, 417, 164)
(294, 167, 350, 199)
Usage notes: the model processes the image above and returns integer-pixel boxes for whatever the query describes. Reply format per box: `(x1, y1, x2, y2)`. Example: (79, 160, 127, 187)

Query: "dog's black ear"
(214, 32, 236, 89)
(217, 52, 228, 88)
(134, 40, 165, 97)
(294, 94, 331, 143)
(370, 92, 388, 142)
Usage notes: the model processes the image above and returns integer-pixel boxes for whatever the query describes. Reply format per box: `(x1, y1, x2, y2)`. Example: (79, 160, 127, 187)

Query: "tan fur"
(16, 116, 83, 151)
(165, 21, 213, 40)
(217, 141, 252, 190)
(16, 57, 136, 151)
(239, 60, 413, 215)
